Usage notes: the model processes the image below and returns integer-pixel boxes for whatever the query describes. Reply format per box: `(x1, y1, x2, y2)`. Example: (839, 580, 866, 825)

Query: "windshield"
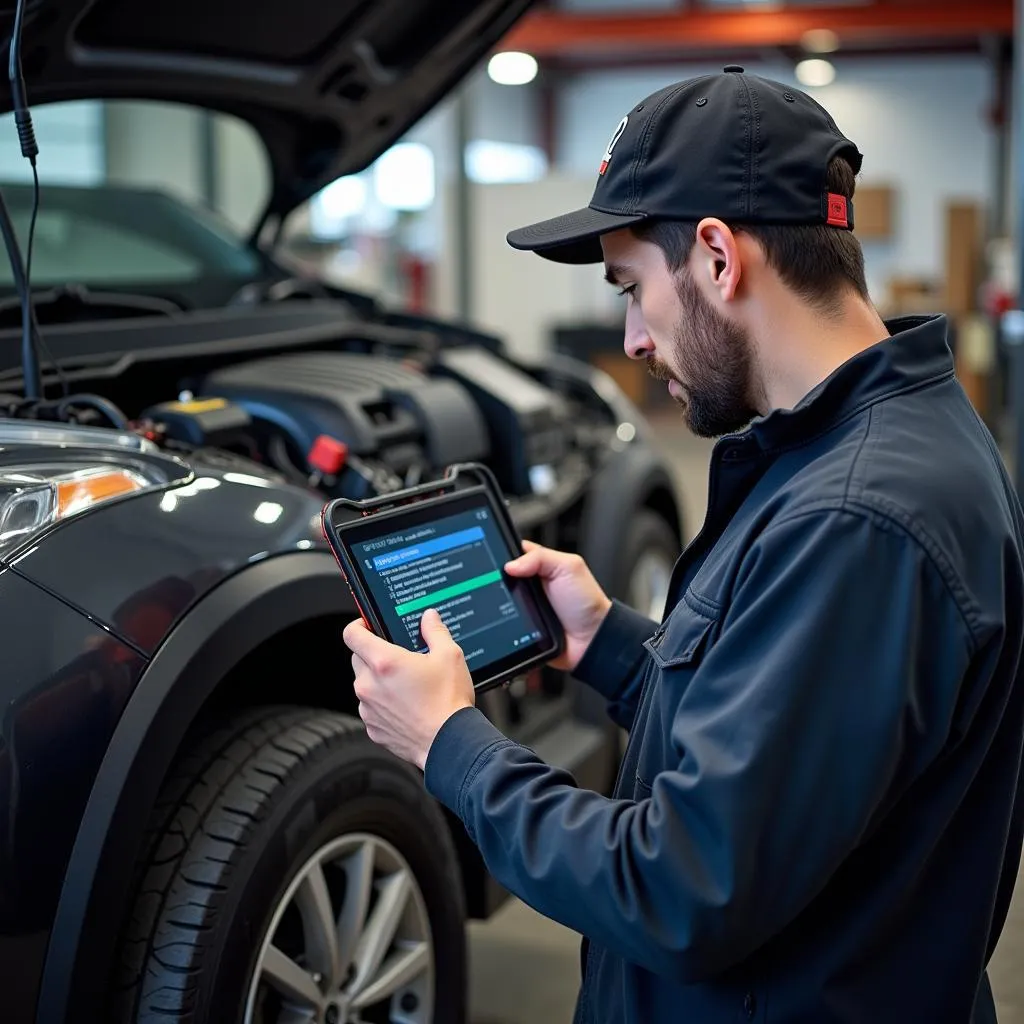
(0, 100, 272, 292)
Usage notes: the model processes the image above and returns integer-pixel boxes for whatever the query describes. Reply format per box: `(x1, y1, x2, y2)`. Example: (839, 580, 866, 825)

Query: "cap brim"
(506, 206, 647, 265)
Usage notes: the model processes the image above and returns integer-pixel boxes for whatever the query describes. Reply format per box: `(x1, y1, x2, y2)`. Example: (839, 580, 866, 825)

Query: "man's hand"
(504, 540, 612, 673)
(343, 608, 475, 771)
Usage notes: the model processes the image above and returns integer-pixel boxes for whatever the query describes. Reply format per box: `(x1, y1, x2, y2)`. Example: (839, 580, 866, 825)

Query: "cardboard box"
(945, 201, 985, 314)
(879, 276, 943, 318)
(854, 185, 895, 240)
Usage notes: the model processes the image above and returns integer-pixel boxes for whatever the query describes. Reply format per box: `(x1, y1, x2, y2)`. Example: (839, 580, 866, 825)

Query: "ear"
(693, 218, 741, 302)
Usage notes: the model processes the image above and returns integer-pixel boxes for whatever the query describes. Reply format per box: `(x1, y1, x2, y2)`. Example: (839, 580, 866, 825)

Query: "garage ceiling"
(500, 0, 1014, 68)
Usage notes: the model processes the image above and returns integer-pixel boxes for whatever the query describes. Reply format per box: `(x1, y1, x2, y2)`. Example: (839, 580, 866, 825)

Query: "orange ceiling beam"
(500, 2, 1014, 57)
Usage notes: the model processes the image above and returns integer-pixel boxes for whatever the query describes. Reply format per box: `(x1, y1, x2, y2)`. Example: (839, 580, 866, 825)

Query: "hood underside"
(10, 0, 536, 219)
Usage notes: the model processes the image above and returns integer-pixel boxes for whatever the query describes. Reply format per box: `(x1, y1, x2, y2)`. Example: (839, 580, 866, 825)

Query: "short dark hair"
(632, 156, 869, 316)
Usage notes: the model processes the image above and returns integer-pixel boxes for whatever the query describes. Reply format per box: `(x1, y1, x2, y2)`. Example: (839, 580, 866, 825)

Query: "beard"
(647, 269, 761, 438)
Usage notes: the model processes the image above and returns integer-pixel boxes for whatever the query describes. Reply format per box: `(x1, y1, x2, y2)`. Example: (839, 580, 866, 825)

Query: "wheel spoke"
(261, 944, 323, 1010)
(295, 860, 341, 987)
(349, 942, 430, 1010)
(349, 869, 412, 995)
(336, 842, 375, 982)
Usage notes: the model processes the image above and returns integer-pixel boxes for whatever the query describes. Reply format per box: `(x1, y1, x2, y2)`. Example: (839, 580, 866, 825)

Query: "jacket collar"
(735, 313, 954, 454)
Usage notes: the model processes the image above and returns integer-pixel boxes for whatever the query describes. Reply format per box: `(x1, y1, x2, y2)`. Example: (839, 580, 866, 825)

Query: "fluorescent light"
(795, 58, 836, 88)
(801, 29, 839, 53)
(309, 175, 369, 238)
(487, 51, 538, 86)
(317, 176, 367, 220)
(373, 143, 435, 212)
(466, 140, 548, 184)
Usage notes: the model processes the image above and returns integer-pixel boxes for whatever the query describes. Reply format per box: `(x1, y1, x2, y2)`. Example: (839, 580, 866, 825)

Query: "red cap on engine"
(308, 435, 348, 476)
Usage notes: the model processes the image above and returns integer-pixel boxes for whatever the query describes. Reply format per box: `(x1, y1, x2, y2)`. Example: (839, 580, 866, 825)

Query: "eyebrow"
(603, 262, 635, 286)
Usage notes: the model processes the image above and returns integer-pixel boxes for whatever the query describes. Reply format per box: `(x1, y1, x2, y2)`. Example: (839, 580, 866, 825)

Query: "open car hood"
(12, 0, 536, 221)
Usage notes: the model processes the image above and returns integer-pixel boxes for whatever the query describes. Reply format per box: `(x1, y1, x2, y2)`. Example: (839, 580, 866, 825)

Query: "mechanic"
(342, 68, 1024, 1023)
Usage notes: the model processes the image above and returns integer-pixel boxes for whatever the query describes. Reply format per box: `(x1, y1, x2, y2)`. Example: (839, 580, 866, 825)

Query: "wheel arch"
(570, 444, 684, 734)
(578, 442, 684, 598)
(35, 551, 358, 1024)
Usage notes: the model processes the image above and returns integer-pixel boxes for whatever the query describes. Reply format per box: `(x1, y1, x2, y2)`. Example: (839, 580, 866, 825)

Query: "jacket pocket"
(633, 598, 720, 792)
(643, 597, 718, 668)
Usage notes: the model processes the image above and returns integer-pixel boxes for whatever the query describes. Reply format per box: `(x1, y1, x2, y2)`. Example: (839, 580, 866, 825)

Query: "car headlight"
(0, 463, 163, 550)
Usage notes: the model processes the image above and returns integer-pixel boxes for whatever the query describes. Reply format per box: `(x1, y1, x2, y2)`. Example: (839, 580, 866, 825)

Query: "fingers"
(504, 546, 542, 576)
(504, 542, 577, 579)
(419, 608, 454, 652)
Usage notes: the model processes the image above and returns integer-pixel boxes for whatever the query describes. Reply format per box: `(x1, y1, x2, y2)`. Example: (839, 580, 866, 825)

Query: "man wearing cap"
(343, 68, 1024, 1023)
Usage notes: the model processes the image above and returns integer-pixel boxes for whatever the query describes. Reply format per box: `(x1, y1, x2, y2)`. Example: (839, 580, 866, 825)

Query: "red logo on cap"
(599, 115, 628, 176)
(826, 193, 849, 228)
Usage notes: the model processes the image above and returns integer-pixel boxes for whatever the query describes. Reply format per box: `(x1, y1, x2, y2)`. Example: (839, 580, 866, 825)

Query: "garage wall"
(104, 102, 206, 205)
(433, 173, 616, 358)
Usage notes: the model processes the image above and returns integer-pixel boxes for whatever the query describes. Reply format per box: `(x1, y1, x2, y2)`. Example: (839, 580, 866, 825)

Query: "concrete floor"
(467, 418, 1024, 1023)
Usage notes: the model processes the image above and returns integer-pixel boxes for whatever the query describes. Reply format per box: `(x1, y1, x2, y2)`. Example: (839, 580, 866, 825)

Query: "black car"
(0, 2, 686, 1022)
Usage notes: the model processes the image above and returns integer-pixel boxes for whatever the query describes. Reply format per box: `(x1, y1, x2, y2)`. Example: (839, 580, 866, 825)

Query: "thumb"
(419, 608, 453, 651)
(505, 542, 544, 575)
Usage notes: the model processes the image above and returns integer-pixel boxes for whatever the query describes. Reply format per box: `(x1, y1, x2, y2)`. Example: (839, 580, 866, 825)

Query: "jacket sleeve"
(571, 599, 660, 729)
(423, 507, 976, 981)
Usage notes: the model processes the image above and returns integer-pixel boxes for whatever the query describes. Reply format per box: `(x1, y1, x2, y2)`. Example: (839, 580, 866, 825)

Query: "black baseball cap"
(506, 66, 864, 265)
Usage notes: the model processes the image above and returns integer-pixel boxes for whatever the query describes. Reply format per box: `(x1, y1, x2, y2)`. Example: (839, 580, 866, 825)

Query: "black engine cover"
(203, 352, 490, 468)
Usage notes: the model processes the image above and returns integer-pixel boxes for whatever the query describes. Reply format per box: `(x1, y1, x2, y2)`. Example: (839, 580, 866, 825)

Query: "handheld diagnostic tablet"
(322, 463, 564, 692)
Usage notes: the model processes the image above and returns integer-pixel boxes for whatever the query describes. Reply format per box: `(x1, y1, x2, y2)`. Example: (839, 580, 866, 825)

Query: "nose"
(623, 302, 653, 361)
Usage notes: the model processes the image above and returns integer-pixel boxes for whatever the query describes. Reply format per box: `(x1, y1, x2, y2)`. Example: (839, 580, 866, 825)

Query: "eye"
(617, 284, 637, 299)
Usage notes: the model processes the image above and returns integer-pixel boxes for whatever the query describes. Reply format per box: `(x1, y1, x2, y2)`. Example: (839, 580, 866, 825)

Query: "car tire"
(110, 705, 466, 1024)
(617, 509, 679, 621)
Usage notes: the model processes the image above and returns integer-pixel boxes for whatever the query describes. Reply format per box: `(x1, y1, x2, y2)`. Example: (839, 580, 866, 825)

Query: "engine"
(139, 345, 573, 501)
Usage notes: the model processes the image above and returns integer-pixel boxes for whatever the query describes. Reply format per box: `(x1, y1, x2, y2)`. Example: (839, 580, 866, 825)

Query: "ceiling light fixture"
(487, 51, 538, 86)
(795, 58, 836, 88)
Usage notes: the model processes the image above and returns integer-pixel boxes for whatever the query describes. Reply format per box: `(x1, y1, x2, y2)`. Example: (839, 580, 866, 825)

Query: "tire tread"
(111, 706, 365, 1023)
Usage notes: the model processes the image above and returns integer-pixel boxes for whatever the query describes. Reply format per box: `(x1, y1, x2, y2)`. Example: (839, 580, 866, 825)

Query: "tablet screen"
(338, 491, 554, 678)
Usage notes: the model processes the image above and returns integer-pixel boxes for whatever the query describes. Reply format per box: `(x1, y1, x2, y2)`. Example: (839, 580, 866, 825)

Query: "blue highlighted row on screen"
(370, 526, 485, 571)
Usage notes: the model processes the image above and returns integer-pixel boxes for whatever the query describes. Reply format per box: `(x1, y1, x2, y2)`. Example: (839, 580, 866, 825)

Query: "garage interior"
(4, 0, 1024, 1019)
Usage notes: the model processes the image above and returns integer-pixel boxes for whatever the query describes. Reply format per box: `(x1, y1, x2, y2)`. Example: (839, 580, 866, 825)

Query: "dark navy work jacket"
(424, 315, 1024, 1023)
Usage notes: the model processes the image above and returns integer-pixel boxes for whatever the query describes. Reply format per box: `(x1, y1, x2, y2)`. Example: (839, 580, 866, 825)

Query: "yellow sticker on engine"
(165, 398, 229, 414)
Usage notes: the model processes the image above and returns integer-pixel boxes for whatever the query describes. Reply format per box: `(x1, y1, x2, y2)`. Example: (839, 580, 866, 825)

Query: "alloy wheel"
(244, 832, 434, 1024)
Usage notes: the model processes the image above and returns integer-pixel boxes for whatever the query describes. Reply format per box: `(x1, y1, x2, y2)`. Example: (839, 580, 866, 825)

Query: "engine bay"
(0, 297, 629, 517)
(139, 343, 573, 504)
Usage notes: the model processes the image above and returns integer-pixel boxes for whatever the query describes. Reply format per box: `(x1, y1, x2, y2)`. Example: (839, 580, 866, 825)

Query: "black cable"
(54, 393, 129, 430)
(1, 0, 40, 401)
(25, 157, 36, 276)
(9, 0, 37, 162)
(0, 181, 38, 399)
(4, 0, 128, 427)
(25, 160, 68, 396)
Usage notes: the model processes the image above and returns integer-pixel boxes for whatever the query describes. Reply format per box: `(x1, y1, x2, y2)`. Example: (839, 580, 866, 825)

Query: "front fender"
(36, 551, 355, 1024)
(572, 442, 682, 731)
(11, 465, 327, 656)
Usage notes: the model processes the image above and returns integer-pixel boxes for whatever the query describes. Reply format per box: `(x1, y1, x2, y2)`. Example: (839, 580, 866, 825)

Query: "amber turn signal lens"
(55, 469, 146, 517)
